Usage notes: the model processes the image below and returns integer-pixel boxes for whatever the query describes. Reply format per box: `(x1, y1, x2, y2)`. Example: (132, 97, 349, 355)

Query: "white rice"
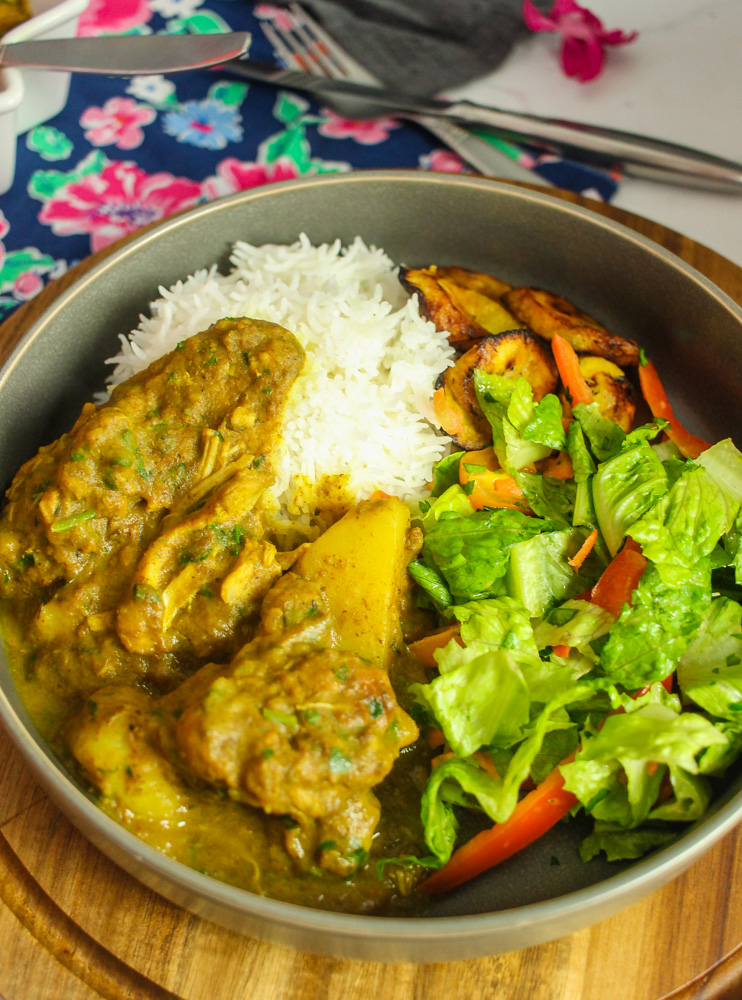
(105, 235, 455, 540)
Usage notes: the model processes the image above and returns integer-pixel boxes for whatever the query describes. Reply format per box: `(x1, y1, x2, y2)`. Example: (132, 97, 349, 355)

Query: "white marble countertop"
(448, 0, 742, 269)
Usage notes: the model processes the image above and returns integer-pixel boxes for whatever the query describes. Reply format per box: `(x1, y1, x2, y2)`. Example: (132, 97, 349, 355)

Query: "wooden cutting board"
(1, 187, 742, 1000)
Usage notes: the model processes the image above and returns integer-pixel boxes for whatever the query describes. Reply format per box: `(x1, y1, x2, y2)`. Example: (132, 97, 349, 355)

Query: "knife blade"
(0, 32, 251, 75)
(224, 59, 742, 194)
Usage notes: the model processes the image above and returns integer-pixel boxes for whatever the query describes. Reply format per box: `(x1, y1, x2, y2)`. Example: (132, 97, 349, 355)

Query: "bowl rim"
(2, 169, 742, 949)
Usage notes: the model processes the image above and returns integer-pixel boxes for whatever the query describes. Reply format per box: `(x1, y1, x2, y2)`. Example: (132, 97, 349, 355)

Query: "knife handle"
(448, 101, 742, 193)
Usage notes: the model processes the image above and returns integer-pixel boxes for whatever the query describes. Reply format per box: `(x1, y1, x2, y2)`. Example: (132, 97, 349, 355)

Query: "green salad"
(405, 370, 742, 895)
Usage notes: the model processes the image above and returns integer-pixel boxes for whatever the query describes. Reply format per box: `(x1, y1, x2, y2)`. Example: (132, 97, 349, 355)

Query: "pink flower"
(77, 0, 152, 37)
(38, 162, 202, 252)
(522, 0, 637, 82)
(420, 148, 466, 174)
(201, 157, 300, 200)
(0, 210, 8, 271)
(14, 271, 44, 301)
(318, 110, 400, 145)
(80, 97, 157, 150)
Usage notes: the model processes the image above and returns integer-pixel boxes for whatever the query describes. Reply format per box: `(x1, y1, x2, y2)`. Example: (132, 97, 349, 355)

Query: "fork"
(260, 2, 544, 185)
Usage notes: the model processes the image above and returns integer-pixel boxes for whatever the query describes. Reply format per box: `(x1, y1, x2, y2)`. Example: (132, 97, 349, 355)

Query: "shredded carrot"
(370, 489, 392, 500)
(472, 751, 500, 779)
(428, 728, 446, 749)
(431, 751, 457, 770)
(552, 644, 572, 658)
(568, 528, 598, 570)
(408, 625, 463, 668)
(638, 359, 709, 459)
(551, 333, 593, 407)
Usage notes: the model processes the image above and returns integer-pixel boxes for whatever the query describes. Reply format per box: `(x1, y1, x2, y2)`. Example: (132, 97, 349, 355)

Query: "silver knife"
(223, 59, 742, 194)
(0, 32, 251, 75)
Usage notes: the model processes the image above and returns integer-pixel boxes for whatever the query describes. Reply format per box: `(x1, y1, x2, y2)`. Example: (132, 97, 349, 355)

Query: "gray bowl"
(1, 171, 742, 963)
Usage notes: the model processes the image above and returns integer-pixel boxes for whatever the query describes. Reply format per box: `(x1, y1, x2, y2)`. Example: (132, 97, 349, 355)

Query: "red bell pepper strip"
(551, 333, 593, 407)
(638, 359, 709, 459)
(589, 540, 648, 618)
(420, 751, 578, 895)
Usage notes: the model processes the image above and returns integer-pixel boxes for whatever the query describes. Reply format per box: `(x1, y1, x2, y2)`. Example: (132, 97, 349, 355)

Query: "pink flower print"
(0, 210, 8, 271)
(522, 0, 637, 83)
(318, 110, 400, 145)
(38, 161, 202, 252)
(253, 4, 297, 32)
(80, 98, 156, 150)
(202, 157, 300, 200)
(14, 271, 44, 301)
(420, 148, 466, 174)
(77, 0, 152, 37)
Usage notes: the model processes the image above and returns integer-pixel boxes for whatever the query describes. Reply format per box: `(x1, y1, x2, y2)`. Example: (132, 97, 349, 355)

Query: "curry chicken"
(0, 317, 432, 913)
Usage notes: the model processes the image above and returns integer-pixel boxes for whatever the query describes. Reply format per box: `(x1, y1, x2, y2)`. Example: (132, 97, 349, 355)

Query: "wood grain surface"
(1, 186, 741, 1000)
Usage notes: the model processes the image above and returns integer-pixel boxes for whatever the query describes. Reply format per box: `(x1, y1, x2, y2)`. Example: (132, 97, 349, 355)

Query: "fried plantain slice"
(434, 330, 559, 450)
(434, 265, 512, 299)
(578, 356, 636, 431)
(502, 287, 640, 367)
(399, 265, 518, 349)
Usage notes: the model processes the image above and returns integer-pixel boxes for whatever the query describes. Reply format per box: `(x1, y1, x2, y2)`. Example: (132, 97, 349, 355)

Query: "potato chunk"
(291, 497, 416, 669)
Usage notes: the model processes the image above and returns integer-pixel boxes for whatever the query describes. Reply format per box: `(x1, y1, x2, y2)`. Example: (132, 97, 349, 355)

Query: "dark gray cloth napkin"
(273, 0, 545, 96)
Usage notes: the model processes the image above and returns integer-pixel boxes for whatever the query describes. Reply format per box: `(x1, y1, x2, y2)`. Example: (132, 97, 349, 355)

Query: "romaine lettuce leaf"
(533, 599, 616, 661)
(407, 560, 452, 610)
(573, 402, 627, 462)
(505, 526, 606, 616)
(418, 483, 474, 534)
(420, 679, 614, 862)
(474, 371, 565, 471)
(648, 765, 712, 822)
(561, 702, 726, 829)
(599, 564, 710, 689)
(677, 597, 742, 720)
(430, 450, 465, 498)
(579, 825, 677, 863)
(697, 438, 742, 503)
(514, 472, 576, 529)
(452, 597, 539, 659)
(420, 507, 550, 603)
(629, 465, 739, 586)
(592, 441, 668, 557)
(411, 649, 531, 758)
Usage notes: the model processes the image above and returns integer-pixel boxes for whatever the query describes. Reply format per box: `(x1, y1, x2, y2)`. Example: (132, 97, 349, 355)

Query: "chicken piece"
(0, 318, 305, 693)
(114, 463, 282, 657)
(169, 572, 418, 873)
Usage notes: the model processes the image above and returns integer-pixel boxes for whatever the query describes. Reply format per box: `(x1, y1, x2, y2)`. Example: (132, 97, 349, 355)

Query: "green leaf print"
(273, 92, 310, 126)
(207, 81, 249, 108)
(28, 150, 108, 201)
(26, 127, 73, 162)
(165, 11, 233, 35)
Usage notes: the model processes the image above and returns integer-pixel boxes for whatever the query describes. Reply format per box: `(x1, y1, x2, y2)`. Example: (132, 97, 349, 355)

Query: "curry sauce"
(0, 317, 433, 914)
